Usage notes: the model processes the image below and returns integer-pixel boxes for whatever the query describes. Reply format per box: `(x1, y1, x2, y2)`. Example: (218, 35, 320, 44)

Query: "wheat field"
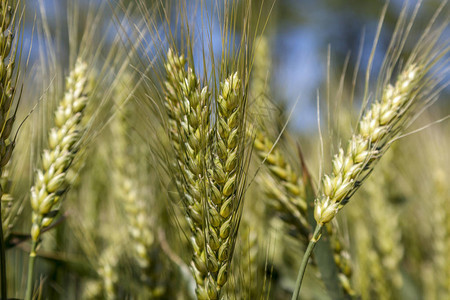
(0, 0, 449, 299)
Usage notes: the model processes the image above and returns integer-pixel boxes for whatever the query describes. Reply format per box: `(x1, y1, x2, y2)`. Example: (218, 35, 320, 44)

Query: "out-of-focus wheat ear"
(25, 59, 89, 300)
(97, 246, 119, 300)
(111, 74, 155, 279)
(428, 169, 450, 299)
(253, 131, 309, 240)
(205, 72, 247, 299)
(368, 164, 404, 296)
(251, 36, 273, 120)
(240, 225, 260, 298)
(82, 280, 103, 300)
(163, 48, 212, 299)
(325, 223, 356, 297)
(353, 217, 382, 300)
(254, 130, 356, 297)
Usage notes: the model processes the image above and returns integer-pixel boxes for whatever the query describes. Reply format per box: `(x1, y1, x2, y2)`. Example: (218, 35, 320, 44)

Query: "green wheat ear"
(26, 59, 89, 300)
(205, 72, 245, 299)
(30, 59, 89, 244)
(163, 48, 212, 298)
(0, 0, 18, 241)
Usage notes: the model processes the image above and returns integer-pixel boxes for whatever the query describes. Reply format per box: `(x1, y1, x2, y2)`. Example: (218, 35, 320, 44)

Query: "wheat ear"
(1, 169, 14, 239)
(97, 246, 119, 300)
(163, 49, 212, 298)
(205, 72, 245, 299)
(25, 59, 89, 300)
(428, 169, 450, 298)
(112, 77, 154, 271)
(254, 132, 309, 238)
(0, 2, 18, 297)
(293, 58, 438, 299)
(314, 64, 422, 225)
(251, 36, 355, 295)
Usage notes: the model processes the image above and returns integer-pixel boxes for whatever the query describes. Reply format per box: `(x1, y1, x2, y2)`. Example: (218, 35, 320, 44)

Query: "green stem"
(25, 240, 37, 300)
(0, 199, 7, 300)
(291, 224, 323, 300)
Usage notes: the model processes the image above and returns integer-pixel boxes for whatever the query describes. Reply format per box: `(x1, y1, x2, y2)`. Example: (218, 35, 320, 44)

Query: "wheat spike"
(164, 49, 211, 298)
(30, 59, 89, 246)
(205, 72, 245, 299)
(112, 76, 154, 271)
(430, 169, 450, 299)
(254, 132, 309, 238)
(0, 0, 17, 242)
(314, 64, 422, 225)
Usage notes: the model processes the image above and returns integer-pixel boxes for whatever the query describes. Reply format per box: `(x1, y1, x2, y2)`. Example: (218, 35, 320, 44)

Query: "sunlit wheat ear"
(315, 63, 425, 225)
(205, 72, 246, 299)
(30, 59, 89, 246)
(163, 49, 212, 298)
(429, 169, 450, 298)
(254, 130, 356, 296)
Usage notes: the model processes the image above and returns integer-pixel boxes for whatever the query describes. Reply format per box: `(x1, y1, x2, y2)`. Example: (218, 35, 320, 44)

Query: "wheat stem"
(0, 211, 5, 300)
(25, 240, 37, 300)
(292, 224, 323, 300)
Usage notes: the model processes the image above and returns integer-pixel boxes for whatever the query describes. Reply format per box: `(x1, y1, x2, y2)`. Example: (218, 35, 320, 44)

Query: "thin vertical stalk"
(292, 224, 323, 300)
(25, 241, 37, 300)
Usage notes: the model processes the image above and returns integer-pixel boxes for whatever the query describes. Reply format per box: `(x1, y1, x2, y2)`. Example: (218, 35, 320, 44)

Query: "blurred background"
(4, 1, 448, 299)
(21, 0, 449, 131)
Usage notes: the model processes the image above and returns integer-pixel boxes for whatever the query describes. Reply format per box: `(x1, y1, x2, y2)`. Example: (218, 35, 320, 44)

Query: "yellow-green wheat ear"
(111, 76, 159, 289)
(314, 64, 423, 225)
(0, 2, 16, 208)
(163, 48, 212, 299)
(0, 2, 19, 299)
(30, 59, 89, 244)
(25, 59, 89, 300)
(204, 72, 245, 299)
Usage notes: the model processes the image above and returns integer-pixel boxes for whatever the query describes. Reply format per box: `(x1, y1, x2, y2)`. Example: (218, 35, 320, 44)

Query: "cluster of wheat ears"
(0, 0, 449, 299)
